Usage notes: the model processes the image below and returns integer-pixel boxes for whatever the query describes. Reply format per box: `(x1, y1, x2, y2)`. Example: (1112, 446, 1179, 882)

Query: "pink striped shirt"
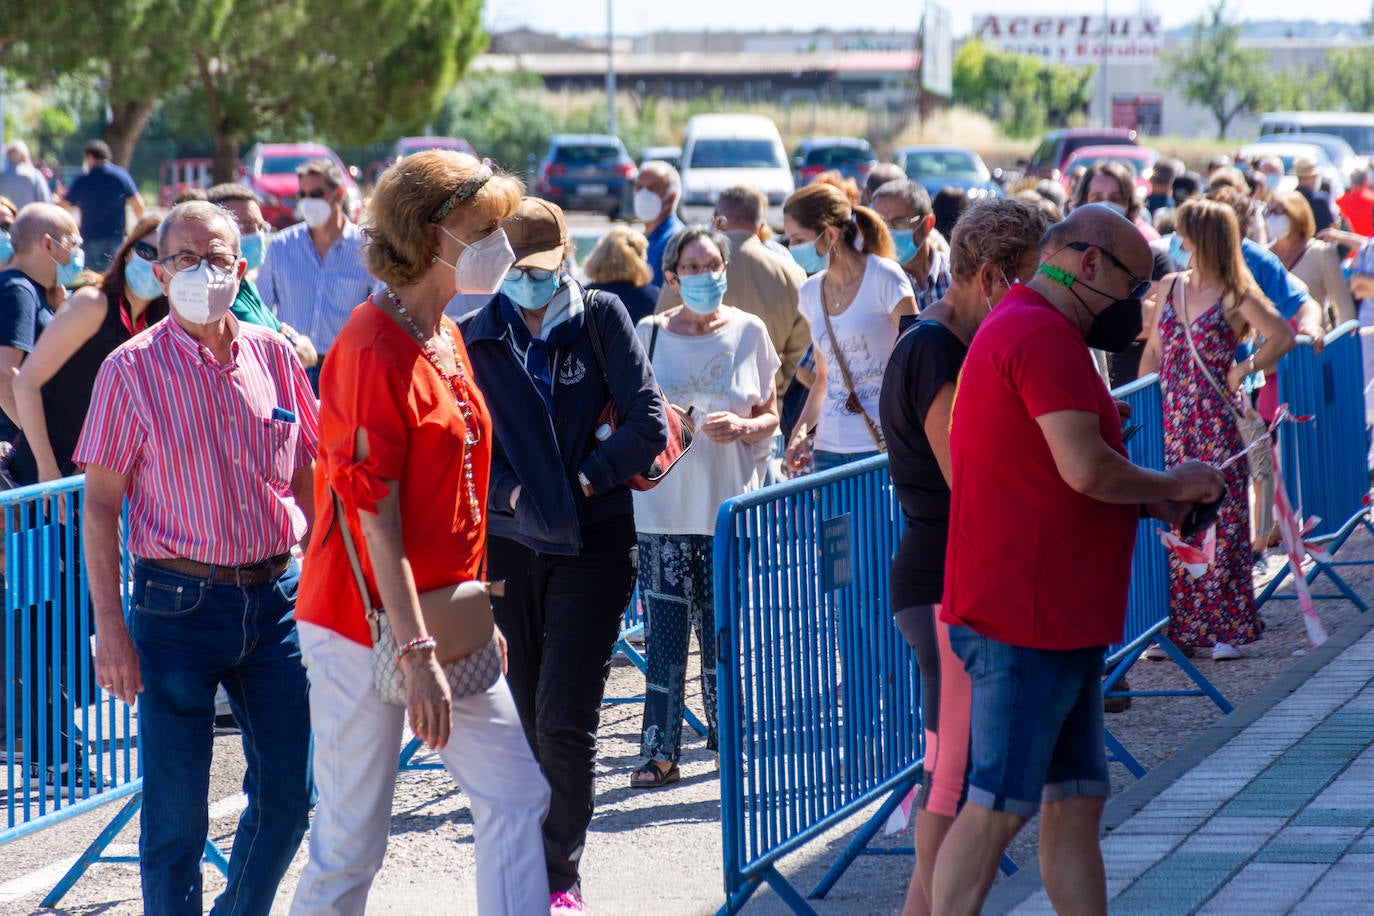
(74, 315, 319, 565)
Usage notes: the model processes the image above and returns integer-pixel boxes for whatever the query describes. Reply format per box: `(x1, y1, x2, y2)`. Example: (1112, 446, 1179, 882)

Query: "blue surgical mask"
(501, 271, 561, 311)
(51, 243, 85, 288)
(890, 229, 919, 264)
(240, 232, 267, 270)
(679, 271, 728, 314)
(789, 239, 829, 275)
(1168, 234, 1191, 270)
(0, 231, 11, 263)
(124, 254, 164, 300)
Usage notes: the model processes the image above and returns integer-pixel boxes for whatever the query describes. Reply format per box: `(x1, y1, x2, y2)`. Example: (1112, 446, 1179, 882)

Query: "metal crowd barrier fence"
(1101, 376, 1234, 778)
(0, 475, 227, 906)
(1259, 323, 1374, 609)
(714, 456, 921, 914)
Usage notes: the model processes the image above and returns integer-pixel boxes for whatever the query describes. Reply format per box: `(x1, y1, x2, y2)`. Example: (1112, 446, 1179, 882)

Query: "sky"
(483, 1, 1363, 39)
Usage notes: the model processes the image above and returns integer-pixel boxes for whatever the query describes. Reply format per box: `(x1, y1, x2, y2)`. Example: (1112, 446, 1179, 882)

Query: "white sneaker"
(1212, 642, 1242, 661)
(1142, 643, 1168, 661)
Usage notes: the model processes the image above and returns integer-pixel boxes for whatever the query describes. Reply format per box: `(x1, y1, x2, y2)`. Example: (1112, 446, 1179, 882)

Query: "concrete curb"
(984, 608, 1374, 915)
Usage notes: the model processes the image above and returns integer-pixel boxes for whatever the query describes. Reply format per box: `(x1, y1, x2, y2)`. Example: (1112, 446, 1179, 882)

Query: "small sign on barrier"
(821, 513, 852, 592)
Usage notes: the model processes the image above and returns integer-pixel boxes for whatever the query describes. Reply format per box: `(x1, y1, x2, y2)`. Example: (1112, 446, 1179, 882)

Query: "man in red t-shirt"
(1335, 168, 1374, 238)
(931, 206, 1226, 915)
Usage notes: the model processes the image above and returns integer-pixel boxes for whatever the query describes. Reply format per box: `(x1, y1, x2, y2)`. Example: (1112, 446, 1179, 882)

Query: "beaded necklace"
(382, 289, 483, 525)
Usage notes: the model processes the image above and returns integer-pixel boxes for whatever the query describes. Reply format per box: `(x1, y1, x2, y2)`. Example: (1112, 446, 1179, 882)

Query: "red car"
(240, 142, 361, 229)
(1014, 128, 1139, 190)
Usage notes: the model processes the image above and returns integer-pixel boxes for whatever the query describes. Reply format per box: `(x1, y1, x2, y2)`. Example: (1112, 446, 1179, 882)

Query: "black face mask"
(1084, 295, 1144, 352)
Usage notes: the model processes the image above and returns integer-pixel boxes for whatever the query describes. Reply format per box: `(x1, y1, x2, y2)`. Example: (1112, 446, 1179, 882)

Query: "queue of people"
(1, 133, 1367, 916)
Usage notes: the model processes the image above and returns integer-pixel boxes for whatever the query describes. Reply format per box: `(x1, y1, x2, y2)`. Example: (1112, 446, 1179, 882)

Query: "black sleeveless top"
(11, 294, 169, 485)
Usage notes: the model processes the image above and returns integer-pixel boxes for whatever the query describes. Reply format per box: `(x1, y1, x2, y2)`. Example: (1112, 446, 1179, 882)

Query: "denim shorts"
(948, 624, 1109, 818)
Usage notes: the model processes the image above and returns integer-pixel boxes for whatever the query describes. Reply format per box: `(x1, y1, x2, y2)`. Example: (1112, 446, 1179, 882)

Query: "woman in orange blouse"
(290, 151, 550, 914)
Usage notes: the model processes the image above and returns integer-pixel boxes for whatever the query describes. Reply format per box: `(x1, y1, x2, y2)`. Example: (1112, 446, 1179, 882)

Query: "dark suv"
(536, 135, 637, 217)
(1017, 128, 1139, 188)
(790, 137, 877, 188)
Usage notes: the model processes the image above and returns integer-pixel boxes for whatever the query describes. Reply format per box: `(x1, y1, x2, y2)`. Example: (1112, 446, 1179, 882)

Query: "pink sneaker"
(550, 890, 585, 914)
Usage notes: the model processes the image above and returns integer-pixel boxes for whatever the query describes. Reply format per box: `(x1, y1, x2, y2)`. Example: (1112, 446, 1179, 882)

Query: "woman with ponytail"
(782, 182, 916, 472)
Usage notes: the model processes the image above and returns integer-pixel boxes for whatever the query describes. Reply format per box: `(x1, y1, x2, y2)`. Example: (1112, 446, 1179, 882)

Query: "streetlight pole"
(606, 0, 617, 137)
(1100, 0, 1110, 128)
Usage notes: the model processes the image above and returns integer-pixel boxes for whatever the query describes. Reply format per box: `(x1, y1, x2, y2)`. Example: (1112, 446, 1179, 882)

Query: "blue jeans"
(83, 236, 123, 273)
(814, 449, 881, 472)
(947, 624, 1108, 819)
(129, 558, 313, 916)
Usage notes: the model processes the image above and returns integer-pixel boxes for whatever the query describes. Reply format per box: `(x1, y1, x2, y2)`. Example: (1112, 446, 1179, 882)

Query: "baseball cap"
(501, 197, 567, 271)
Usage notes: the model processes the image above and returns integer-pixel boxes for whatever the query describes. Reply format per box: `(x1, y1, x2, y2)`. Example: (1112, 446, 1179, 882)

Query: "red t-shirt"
(940, 285, 1138, 650)
(297, 302, 493, 647)
(1336, 188, 1374, 238)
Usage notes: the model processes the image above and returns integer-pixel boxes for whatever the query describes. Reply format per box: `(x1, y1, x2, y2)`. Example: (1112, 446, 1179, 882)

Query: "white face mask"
(437, 226, 516, 295)
(297, 197, 332, 228)
(633, 188, 664, 223)
(1266, 214, 1291, 241)
(168, 261, 240, 325)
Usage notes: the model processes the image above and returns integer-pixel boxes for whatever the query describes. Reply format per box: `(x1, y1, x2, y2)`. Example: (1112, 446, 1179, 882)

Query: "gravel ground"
(2, 531, 1368, 914)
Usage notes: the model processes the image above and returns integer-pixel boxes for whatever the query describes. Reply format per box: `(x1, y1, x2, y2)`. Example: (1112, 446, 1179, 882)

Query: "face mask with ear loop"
(1036, 259, 1143, 353)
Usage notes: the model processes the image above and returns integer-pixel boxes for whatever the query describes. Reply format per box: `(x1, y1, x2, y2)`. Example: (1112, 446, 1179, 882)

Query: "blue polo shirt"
(64, 163, 140, 239)
(645, 212, 686, 288)
(1241, 237, 1307, 320)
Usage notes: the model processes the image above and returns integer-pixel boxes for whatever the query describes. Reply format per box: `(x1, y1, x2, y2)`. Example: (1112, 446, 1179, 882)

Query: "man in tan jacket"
(658, 185, 810, 391)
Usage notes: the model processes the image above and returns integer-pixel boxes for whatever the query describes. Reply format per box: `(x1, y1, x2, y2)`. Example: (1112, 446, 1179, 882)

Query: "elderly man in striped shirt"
(77, 201, 319, 915)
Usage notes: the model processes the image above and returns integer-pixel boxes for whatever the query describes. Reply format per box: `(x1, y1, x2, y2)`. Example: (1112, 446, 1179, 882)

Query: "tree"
(952, 39, 1093, 138)
(433, 70, 562, 174)
(1324, 46, 1374, 114)
(1164, 2, 1276, 140)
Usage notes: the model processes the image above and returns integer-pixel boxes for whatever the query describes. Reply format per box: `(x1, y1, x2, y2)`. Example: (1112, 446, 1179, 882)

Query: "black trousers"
(487, 515, 637, 895)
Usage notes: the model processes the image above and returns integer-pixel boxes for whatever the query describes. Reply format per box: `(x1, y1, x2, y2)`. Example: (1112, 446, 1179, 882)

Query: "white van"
(1258, 111, 1374, 158)
(678, 114, 794, 227)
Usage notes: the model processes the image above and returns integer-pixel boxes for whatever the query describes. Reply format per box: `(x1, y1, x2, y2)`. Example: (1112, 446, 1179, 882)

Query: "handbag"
(818, 299, 886, 453)
(329, 488, 503, 707)
(1172, 278, 1273, 483)
(584, 292, 694, 491)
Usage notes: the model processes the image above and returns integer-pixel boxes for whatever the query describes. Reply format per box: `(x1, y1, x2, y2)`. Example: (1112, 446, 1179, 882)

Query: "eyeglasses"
(673, 260, 725, 276)
(47, 233, 83, 251)
(885, 216, 920, 230)
(1065, 241, 1151, 300)
(300, 188, 330, 199)
(132, 241, 159, 262)
(158, 251, 240, 273)
(507, 267, 555, 282)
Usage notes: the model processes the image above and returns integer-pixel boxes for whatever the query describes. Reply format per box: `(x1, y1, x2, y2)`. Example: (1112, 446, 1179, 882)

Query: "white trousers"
(289, 622, 551, 915)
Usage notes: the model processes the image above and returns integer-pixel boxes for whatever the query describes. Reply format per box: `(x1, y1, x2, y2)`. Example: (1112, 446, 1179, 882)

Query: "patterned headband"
(430, 159, 494, 223)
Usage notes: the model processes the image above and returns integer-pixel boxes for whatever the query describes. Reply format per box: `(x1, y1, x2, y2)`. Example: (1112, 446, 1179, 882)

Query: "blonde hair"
(1176, 198, 1270, 336)
(582, 225, 653, 286)
(1270, 190, 1316, 241)
(783, 183, 894, 260)
(365, 151, 523, 287)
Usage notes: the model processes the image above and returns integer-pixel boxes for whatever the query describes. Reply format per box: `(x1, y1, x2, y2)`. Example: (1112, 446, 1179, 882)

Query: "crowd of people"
(0, 132, 1371, 916)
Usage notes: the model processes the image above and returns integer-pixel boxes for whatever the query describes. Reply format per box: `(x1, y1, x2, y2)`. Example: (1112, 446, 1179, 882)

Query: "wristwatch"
(577, 471, 594, 496)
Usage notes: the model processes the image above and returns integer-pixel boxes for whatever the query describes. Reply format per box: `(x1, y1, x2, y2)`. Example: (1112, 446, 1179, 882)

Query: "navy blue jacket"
(460, 288, 669, 555)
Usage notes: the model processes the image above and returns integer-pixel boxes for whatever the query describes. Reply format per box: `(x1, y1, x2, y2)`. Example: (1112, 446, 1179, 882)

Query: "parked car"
(1014, 127, 1139, 190)
(240, 142, 361, 229)
(535, 134, 637, 217)
(892, 145, 1004, 201)
(1259, 111, 1374, 158)
(1237, 141, 1344, 197)
(679, 114, 793, 227)
(639, 145, 683, 172)
(790, 137, 878, 188)
(1059, 145, 1161, 194)
(1250, 132, 1362, 179)
(157, 158, 216, 206)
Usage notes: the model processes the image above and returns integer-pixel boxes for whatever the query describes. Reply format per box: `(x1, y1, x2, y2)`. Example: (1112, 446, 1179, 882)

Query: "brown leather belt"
(142, 554, 292, 587)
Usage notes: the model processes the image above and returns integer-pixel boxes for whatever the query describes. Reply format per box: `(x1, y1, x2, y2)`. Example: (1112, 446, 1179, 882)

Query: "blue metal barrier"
(0, 476, 225, 905)
(714, 456, 921, 914)
(1100, 376, 1233, 773)
(1258, 324, 1374, 609)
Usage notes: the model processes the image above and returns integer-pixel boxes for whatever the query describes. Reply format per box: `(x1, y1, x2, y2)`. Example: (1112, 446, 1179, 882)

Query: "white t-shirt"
(632, 308, 781, 536)
(797, 254, 913, 453)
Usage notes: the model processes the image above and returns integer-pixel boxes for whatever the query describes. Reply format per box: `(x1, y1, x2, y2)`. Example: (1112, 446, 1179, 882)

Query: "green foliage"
(1164, 1, 1276, 140)
(433, 70, 563, 174)
(952, 39, 1093, 138)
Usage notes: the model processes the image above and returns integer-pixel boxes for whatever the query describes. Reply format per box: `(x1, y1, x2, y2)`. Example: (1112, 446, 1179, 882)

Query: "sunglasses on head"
(1065, 241, 1151, 300)
(132, 241, 159, 262)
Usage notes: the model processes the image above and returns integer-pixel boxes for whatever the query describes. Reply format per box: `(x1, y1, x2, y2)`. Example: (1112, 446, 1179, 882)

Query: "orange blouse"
(297, 300, 492, 647)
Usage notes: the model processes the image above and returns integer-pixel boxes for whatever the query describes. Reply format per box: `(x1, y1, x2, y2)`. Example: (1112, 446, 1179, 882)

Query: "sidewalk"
(988, 607, 1374, 915)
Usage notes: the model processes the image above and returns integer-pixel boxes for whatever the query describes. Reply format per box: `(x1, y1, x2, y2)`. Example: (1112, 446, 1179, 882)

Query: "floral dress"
(1159, 291, 1260, 646)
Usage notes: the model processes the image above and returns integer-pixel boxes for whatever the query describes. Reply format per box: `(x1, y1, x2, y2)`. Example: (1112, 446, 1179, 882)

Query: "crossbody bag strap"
(329, 487, 379, 624)
(648, 316, 660, 363)
(583, 290, 610, 385)
(818, 296, 885, 451)
(1173, 276, 1247, 426)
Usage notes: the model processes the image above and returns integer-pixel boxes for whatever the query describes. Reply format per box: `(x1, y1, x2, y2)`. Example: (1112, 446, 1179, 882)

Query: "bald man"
(931, 205, 1225, 915)
(0, 203, 81, 436)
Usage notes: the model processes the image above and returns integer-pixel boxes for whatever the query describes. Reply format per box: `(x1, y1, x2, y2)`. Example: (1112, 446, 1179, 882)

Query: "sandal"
(630, 760, 680, 789)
